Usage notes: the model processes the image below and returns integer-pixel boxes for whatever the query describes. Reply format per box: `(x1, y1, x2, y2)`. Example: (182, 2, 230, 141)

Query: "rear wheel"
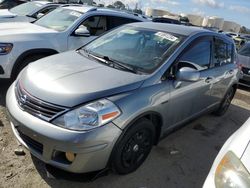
(213, 87, 235, 116)
(112, 118, 155, 174)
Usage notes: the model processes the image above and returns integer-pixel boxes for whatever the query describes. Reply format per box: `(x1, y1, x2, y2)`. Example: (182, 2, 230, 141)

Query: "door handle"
(227, 70, 234, 75)
(205, 77, 213, 83)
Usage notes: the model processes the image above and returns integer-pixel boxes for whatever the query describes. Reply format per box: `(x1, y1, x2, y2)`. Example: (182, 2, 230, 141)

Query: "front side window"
(179, 40, 211, 71)
(214, 39, 233, 66)
(238, 43, 250, 57)
(10, 2, 42, 16)
(83, 26, 183, 74)
(80, 16, 107, 36)
(35, 8, 82, 31)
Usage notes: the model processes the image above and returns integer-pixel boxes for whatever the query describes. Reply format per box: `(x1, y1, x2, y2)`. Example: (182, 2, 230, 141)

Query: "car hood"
(19, 51, 147, 107)
(238, 54, 250, 67)
(0, 22, 57, 37)
(0, 9, 17, 18)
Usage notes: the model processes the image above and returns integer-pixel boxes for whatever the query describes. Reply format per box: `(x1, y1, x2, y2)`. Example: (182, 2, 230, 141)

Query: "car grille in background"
(15, 82, 68, 122)
(17, 128, 43, 154)
(242, 67, 250, 75)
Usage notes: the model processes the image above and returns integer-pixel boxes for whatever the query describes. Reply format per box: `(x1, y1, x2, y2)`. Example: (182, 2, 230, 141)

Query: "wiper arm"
(103, 56, 138, 74)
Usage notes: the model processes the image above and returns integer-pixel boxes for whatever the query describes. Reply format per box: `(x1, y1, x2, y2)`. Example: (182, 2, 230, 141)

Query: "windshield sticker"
(155, 32, 178, 42)
(70, 11, 82, 17)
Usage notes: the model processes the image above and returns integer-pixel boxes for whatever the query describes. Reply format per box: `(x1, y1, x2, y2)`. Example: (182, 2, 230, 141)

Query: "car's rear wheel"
(213, 87, 235, 116)
(111, 118, 155, 174)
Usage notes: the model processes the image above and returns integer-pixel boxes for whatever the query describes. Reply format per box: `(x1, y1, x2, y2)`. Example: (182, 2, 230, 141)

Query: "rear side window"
(179, 40, 211, 71)
(107, 16, 140, 30)
(214, 39, 233, 66)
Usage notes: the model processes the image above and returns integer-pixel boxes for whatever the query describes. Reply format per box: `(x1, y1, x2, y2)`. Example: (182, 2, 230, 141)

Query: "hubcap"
(121, 129, 152, 168)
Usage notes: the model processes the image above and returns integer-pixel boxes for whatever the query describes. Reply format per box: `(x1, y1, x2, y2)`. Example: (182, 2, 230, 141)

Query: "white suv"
(0, 5, 148, 79)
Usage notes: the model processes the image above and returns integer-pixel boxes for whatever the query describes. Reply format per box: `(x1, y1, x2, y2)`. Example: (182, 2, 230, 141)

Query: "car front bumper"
(6, 83, 123, 173)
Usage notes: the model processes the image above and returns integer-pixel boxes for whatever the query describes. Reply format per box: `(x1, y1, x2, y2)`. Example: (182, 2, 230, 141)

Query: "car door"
(67, 15, 107, 50)
(164, 37, 214, 128)
(209, 38, 235, 104)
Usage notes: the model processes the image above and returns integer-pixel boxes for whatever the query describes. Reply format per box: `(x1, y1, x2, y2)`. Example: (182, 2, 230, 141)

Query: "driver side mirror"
(74, 26, 90, 37)
(176, 67, 200, 82)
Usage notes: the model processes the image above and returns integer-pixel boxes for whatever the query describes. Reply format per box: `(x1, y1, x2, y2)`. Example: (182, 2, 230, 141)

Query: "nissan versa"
(7, 23, 240, 174)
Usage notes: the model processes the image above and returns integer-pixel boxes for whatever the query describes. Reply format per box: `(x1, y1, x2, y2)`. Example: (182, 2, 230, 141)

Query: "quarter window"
(214, 39, 233, 66)
(179, 40, 211, 71)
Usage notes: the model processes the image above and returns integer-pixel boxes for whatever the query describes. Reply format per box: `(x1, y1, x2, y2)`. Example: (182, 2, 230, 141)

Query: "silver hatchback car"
(7, 22, 240, 175)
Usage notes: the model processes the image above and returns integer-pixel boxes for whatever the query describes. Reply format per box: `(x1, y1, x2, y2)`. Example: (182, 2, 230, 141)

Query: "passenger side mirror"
(74, 26, 90, 37)
(176, 67, 200, 82)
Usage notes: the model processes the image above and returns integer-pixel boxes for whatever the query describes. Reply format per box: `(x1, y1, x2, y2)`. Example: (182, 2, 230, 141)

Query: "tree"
(113, 1, 125, 9)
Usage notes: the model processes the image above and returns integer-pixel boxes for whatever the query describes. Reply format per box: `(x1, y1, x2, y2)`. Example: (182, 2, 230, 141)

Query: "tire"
(12, 54, 47, 80)
(111, 118, 155, 174)
(213, 87, 236, 116)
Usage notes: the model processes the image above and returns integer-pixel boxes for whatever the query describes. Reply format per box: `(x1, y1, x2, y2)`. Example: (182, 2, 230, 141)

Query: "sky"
(100, 0, 250, 28)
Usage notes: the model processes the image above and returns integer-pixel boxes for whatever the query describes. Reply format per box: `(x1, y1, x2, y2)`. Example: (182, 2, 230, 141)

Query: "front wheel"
(111, 118, 155, 174)
(213, 87, 235, 116)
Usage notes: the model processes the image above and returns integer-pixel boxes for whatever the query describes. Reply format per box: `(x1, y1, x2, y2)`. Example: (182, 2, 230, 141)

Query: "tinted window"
(108, 16, 140, 30)
(80, 16, 107, 36)
(179, 40, 211, 71)
(214, 39, 233, 66)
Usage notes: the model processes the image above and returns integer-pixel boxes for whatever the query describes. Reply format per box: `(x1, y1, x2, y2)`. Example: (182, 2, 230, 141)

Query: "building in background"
(145, 8, 171, 17)
(223, 21, 241, 33)
(202, 16, 224, 30)
(181, 14, 203, 26)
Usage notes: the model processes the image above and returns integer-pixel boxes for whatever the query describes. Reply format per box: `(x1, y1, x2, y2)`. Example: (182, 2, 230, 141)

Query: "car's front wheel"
(111, 118, 155, 174)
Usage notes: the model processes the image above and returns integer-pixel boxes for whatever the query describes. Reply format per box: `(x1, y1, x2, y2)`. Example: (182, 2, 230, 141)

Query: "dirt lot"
(0, 80, 250, 188)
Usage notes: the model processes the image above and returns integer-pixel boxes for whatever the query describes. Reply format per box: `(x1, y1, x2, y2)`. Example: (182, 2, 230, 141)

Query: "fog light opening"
(65, 152, 76, 162)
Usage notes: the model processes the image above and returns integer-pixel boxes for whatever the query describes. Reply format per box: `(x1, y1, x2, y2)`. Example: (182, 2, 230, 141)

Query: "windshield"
(34, 8, 82, 31)
(239, 43, 250, 57)
(83, 26, 183, 74)
(10, 2, 42, 16)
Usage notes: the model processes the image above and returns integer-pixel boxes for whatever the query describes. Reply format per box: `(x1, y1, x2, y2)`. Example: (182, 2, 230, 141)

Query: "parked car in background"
(0, 0, 25, 9)
(7, 23, 240, 175)
(204, 118, 250, 188)
(0, 1, 60, 23)
(0, 5, 147, 79)
(238, 42, 250, 87)
(234, 36, 246, 50)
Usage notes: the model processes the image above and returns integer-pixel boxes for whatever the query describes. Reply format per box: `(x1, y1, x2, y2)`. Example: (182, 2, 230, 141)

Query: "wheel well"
(11, 49, 58, 78)
(132, 113, 163, 145)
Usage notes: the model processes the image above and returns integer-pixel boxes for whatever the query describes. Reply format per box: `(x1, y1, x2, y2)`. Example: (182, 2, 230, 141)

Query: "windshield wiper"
(82, 50, 139, 74)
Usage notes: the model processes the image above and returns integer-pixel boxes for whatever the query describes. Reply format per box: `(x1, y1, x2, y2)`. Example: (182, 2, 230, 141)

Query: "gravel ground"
(0, 80, 250, 188)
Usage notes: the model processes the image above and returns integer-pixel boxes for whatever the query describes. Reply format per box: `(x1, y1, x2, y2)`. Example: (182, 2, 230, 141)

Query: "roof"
(63, 5, 96, 13)
(32, 1, 51, 5)
(61, 5, 148, 21)
(128, 22, 212, 36)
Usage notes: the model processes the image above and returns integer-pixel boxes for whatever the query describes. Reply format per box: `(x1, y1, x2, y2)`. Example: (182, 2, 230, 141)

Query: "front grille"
(15, 82, 68, 121)
(242, 67, 250, 75)
(17, 128, 43, 154)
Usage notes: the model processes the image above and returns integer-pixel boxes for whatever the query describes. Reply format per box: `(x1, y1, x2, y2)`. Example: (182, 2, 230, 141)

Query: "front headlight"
(52, 99, 121, 131)
(0, 43, 13, 55)
(215, 151, 250, 188)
